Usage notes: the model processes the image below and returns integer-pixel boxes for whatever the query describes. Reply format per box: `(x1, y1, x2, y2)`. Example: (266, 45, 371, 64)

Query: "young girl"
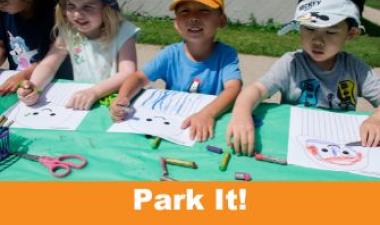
(17, 0, 139, 110)
(0, 0, 71, 95)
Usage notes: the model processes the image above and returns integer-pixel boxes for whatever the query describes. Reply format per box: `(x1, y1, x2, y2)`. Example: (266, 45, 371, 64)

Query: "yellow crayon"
(165, 158, 197, 169)
(219, 152, 231, 171)
(0, 115, 7, 127)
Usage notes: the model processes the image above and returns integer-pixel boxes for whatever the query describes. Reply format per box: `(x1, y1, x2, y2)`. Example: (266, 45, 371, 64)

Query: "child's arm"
(0, 63, 37, 95)
(17, 37, 68, 105)
(181, 80, 242, 142)
(226, 81, 268, 156)
(65, 38, 137, 110)
(110, 70, 149, 121)
(360, 107, 380, 147)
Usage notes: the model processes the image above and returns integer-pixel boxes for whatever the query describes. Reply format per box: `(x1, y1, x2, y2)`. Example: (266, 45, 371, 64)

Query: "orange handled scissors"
(13, 152, 87, 178)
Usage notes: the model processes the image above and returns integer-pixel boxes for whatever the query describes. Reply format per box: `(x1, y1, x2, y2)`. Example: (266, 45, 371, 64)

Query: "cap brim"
(298, 14, 346, 28)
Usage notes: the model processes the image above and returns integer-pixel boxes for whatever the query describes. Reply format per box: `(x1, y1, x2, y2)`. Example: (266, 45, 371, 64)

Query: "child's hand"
(16, 80, 40, 106)
(110, 96, 130, 122)
(226, 114, 255, 157)
(360, 116, 380, 147)
(181, 111, 215, 142)
(66, 88, 98, 110)
(0, 72, 27, 96)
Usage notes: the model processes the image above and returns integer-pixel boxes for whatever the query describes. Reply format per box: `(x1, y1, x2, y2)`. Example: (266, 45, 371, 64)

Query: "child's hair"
(53, 0, 123, 43)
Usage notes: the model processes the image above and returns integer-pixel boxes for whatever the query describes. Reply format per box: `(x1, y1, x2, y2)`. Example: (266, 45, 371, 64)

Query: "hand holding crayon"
(109, 96, 132, 122)
(16, 80, 41, 106)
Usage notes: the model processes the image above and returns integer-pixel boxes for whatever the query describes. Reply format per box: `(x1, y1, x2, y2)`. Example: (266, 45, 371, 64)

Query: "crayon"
(160, 157, 169, 176)
(3, 120, 14, 128)
(160, 176, 177, 181)
(165, 158, 197, 169)
(116, 104, 134, 114)
(206, 145, 223, 154)
(17, 82, 42, 94)
(219, 152, 231, 171)
(255, 153, 287, 165)
(0, 115, 7, 127)
(151, 137, 161, 149)
(235, 172, 252, 181)
(345, 141, 380, 147)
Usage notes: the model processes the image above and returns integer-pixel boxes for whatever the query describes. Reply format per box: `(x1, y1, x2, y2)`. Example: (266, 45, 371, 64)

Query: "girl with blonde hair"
(18, 0, 139, 110)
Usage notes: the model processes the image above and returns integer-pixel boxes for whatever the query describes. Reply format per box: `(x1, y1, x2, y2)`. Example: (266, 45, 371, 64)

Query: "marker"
(206, 145, 223, 154)
(160, 176, 177, 181)
(235, 172, 252, 181)
(151, 136, 161, 149)
(219, 152, 231, 171)
(160, 157, 169, 176)
(255, 153, 287, 165)
(165, 158, 197, 169)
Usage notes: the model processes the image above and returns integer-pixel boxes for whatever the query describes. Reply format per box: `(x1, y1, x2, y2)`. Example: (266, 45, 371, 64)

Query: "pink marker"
(235, 172, 252, 181)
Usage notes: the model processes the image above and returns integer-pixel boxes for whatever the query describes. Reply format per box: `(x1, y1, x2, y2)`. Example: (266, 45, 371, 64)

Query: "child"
(226, 0, 380, 156)
(0, 0, 71, 95)
(110, 0, 242, 142)
(17, 0, 139, 110)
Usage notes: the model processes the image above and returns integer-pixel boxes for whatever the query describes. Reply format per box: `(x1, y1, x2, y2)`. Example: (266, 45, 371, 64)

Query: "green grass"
(128, 14, 380, 67)
(366, 0, 380, 9)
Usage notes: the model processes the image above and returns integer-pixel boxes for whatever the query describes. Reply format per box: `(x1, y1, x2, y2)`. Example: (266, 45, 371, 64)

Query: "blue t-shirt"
(0, 0, 72, 79)
(142, 42, 241, 95)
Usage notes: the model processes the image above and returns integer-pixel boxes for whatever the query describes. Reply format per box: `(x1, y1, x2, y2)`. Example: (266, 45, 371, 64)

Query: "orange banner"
(0, 182, 379, 224)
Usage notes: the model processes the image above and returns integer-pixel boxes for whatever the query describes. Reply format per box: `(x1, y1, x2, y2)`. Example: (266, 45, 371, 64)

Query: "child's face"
(174, 1, 226, 44)
(300, 21, 357, 70)
(64, 0, 104, 39)
(0, 0, 31, 14)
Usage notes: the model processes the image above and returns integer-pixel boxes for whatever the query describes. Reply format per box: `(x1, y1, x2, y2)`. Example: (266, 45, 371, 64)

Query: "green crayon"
(219, 152, 231, 171)
(150, 136, 161, 149)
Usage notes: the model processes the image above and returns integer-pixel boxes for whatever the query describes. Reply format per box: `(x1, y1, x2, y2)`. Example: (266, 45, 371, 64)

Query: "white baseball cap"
(278, 0, 363, 35)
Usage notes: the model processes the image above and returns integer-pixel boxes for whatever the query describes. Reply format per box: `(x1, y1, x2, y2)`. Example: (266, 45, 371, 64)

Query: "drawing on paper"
(11, 103, 75, 129)
(4, 83, 93, 130)
(297, 136, 369, 171)
(118, 108, 186, 137)
(108, 89, 216, 146)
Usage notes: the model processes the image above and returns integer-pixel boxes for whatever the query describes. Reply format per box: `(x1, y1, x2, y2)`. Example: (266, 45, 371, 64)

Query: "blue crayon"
(206, 145, 223, 154)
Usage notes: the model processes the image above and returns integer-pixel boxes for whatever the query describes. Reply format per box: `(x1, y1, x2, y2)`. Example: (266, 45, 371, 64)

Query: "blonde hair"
(53, 0, 123, 43)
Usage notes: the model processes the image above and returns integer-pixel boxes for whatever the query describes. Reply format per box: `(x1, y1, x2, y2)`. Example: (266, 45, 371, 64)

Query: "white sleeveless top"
(65, 20, 139, 83)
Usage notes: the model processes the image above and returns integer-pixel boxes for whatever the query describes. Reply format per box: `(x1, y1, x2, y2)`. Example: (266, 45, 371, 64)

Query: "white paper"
(288, 107, 380, 178)
(0, 70, 18, 85)
(5, 82, 93, 130)
(108, 88, 217, 146)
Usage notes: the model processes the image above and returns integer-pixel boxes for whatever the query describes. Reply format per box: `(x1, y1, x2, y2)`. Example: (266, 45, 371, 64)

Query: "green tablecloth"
(0, 92, 378, 181)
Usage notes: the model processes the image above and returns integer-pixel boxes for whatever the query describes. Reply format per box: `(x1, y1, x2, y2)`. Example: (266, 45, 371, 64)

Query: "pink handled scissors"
(14, 153, 87, 178)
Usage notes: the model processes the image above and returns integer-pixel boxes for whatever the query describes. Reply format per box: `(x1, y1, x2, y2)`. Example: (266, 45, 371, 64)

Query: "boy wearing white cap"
(226, 0, 380, 156)
(111, 0, 242, 142)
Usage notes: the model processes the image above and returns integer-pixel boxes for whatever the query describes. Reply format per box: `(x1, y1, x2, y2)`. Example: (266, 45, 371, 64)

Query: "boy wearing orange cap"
(111, 0, 242, 143)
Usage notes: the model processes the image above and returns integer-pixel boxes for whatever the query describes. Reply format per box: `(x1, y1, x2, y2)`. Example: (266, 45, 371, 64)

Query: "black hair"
(346, 0, 365, 29)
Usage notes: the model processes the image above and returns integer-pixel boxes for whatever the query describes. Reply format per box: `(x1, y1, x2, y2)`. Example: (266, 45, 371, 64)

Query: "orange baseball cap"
(169, 0, 224, 11)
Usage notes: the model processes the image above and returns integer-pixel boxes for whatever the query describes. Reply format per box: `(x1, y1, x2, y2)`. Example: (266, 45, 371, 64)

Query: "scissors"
(13, 153, 87, 178)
